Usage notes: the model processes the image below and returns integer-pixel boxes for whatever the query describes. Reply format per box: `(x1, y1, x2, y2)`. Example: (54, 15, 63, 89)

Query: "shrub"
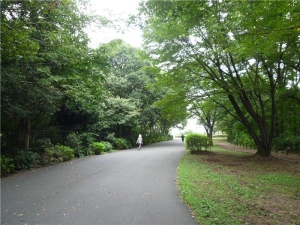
(273, 132, 300, 154)
(34, 138, 53, 153)
(79, 132, 96, 147)
(101, 141, 114, 152)
(92, 142, 105, 155)
(66, 133, 84, 157)
(114, 138, 131, 150)
(143, 136, 154, 144)
(1, 155, 15, 176)
(59, 145, 74, 161)
(185, 133, 212, 154)
(78, 133, 98, 156)
(106, 132, 116, 142)
(45, 145, 74, 163)
(106, 133, 131, 150)
(13, 150, 39, 170)
(142, 134, 172, 144)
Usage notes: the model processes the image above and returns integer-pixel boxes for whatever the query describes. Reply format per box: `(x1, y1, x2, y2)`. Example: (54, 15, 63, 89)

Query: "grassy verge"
(177, 145, 300, 225)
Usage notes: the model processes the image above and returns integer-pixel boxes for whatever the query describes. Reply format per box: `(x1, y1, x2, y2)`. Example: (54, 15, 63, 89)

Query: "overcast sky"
(86, 0, 143, 48)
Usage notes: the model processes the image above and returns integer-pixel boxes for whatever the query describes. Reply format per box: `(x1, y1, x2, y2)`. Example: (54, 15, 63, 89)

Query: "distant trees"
(97, 40, 184, 140)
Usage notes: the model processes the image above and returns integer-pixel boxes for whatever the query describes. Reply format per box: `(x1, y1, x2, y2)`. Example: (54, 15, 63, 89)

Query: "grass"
(177, 144, 300, 225)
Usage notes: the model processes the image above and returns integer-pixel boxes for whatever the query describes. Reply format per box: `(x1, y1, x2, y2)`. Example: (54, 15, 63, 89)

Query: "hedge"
(185, 133, 212, 153)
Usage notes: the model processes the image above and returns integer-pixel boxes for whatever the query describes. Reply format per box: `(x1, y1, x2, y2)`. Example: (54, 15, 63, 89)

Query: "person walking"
(181, 134, 185, 142)
(136, 134, 143, 150)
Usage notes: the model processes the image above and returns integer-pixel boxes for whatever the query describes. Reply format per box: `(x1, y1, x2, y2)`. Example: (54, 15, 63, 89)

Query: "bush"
(92, 142, 105, 155)
(114, 138, 131, 150)
(185, 133, 212, 154)
(106, 133, 131, 150)
(34, 138, 53, 153)
(60, 145, 74, 161)
(142, 134, 173, 144)
(79, 132, 96, 148)
(106, 133, 116, 142)
(79, 133, 97, 156)
(273, 132, 300, 154)
(13, 150, 39, 170)
(1, 155, 15, 176)
(101, 141, 114, 152)
(66, 133, 84, 157)
(45, 145, 74, 163)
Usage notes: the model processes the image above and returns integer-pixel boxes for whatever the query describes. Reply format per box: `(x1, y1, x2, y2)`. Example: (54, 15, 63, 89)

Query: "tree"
(154, 85, 189, 134)
(189, 98, 221, 139)
(100, 40, 167, 138)
(97, 97, 139, 137)
(1, 0, 108, 150)
(138, 0, 300, 156)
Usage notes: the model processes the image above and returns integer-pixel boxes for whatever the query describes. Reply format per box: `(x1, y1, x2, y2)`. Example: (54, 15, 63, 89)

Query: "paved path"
(1, 139, 198, 225)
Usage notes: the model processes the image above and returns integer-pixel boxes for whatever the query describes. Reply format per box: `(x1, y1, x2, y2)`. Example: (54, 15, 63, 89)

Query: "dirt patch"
(214, 140, 300, 164)
(203, 141, 300, 176)
(245, 193, 300, 225)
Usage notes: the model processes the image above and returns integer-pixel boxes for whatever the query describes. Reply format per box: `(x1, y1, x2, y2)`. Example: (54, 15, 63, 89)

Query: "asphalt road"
(1, 138, 199, 225)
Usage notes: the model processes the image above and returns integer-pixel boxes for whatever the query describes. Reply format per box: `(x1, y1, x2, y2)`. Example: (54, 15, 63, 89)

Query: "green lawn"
(177, 145, 300, 225)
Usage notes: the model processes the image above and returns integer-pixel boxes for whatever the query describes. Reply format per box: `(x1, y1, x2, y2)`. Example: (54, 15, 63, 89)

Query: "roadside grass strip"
(177, 145, 300, 225)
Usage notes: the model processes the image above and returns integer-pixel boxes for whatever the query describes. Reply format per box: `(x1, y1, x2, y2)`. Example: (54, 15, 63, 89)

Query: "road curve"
(1, 139, 198, 225)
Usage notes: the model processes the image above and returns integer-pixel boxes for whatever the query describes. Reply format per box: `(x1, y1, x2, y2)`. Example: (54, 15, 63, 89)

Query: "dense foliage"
(1, 0, 179, 176)
(137, 0, 300, 156)
(1, 0, 107, 150)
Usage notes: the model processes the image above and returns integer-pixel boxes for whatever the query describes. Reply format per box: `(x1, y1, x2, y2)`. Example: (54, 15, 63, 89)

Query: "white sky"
(86, 0, 143, 48)
(170, 118, 206, 137)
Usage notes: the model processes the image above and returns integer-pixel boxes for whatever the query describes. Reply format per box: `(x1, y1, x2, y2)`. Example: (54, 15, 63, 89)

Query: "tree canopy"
(1, 0, 108, 150)
(137, 0, 300, 156)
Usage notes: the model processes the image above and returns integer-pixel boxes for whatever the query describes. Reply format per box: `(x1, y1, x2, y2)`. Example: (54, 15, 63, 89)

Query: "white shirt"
(137, 137, 142, 144)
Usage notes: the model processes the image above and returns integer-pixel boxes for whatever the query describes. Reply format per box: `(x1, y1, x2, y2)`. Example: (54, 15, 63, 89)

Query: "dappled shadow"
(213, 139, 300, 164)
(191, 150, 215, 155)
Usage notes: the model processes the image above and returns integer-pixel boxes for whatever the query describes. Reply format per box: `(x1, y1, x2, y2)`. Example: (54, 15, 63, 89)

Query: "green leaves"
(138, 0, 300, 156)
(1, 0, 112, 152)
(99, 97, 139, 129)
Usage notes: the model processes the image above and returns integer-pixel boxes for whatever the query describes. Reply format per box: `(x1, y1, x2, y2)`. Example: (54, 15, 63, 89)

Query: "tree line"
(1, 0, 186, 175)
(136, 0, 300, 157)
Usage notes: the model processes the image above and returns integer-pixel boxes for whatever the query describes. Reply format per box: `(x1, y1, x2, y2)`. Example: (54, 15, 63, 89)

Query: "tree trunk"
(116, 124, 120, 138)
(252, 133, 272, 157)
(24, 117, 31, 150)
(149, 125, 153, 138)
(228, 95, 273, 157)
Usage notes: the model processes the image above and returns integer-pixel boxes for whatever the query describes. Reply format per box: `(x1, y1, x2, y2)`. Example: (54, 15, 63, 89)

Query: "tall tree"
(97, 40, 157, 137)
(1, 0, 108, 150)
(138, 0, 300, 156)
